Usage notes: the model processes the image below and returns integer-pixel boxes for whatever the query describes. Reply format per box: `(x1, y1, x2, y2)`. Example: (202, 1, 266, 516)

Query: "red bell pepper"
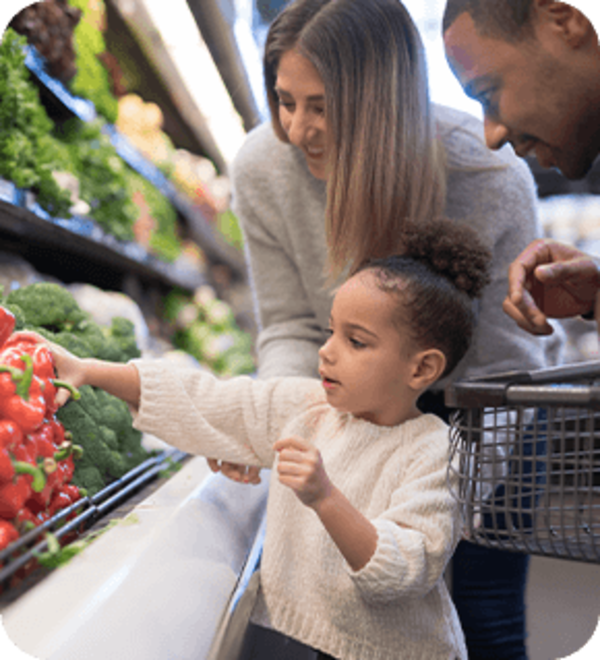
(0, 354, 47, 433)
(48, 490, 72, 516)
(29, 424, 56, 458)
(0, 447, 14, 483)
(0, 519, 18, 551)
(0, 419, 23, 450)
(0, 307, 15, 349)
(0, 476, 30, 519)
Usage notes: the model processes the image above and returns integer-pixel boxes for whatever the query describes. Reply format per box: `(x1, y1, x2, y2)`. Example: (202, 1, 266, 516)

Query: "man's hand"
(503, 238, 600, 335)
(206, 458, 262, 484)
(273, 435, 331, 507)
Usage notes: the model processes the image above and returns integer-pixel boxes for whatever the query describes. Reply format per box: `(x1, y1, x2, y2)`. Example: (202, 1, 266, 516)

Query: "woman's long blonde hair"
(264, 0, 446, 278)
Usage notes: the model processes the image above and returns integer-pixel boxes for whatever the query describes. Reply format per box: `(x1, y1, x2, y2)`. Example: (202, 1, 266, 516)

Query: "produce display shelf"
(0, 448, 188, 596)
(22, 44, 247, 280)
(102, 125, 247, 278)
(24, 45, 97, 123)
(0, 192, 205, 292)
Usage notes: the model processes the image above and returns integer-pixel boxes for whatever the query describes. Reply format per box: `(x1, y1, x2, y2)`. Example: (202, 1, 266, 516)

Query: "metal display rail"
(0, 448, 188, 592)
(446, 360, 600, 563)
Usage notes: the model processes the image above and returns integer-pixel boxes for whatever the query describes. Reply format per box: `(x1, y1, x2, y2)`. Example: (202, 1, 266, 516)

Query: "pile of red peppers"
(0, 306, 83, 554)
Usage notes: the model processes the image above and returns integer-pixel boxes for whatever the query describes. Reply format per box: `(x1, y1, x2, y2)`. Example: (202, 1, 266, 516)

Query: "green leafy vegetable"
(0, 29, 72, 216)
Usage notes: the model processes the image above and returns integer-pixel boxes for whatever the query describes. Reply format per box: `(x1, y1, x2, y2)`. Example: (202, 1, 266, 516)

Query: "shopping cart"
(446, 360, 600, 564)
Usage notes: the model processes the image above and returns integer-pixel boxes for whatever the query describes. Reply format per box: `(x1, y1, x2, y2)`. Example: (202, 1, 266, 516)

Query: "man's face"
(444, 11, 600, 179)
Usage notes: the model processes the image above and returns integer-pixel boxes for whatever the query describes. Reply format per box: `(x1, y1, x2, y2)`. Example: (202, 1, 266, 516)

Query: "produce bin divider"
(0, 448, 188, 591)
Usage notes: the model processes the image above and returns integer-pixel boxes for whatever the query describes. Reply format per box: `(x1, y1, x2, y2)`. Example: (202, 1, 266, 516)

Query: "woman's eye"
(350, 337, 366, 349)
(324, 328, 333, 338)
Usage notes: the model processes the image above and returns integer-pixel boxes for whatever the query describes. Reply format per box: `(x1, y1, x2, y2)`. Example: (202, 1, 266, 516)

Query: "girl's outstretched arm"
(274, 435, 377, 571)
(10, 331, 141, 410)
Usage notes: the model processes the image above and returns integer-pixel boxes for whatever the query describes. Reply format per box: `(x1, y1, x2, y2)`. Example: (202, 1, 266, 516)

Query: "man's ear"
(535, 0, 594, 49)
(410, 349, 447, 391)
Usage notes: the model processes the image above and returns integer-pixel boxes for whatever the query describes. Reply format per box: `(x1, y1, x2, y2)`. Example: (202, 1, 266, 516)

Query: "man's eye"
(278, 99, 295, 110)
(477, 90, 496, 113)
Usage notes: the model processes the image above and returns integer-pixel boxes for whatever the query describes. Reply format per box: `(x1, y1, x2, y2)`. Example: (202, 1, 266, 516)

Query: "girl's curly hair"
(357, 218, 492, 378)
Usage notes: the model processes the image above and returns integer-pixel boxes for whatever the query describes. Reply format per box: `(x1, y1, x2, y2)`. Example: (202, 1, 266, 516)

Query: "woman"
(218, 0, 564, 658)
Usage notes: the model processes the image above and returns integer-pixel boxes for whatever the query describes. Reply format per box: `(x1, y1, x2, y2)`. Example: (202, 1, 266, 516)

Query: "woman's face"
(275, 48, 329, 180)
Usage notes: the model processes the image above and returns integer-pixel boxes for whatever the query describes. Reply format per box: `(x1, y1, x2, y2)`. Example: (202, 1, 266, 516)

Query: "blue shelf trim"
(22, 45, 215, 226)
(24, 45, 97, 123)
(0, 179, 24, 206)
(101, 124, 178, 201)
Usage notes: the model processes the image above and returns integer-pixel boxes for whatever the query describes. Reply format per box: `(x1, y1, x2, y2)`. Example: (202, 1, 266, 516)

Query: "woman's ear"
(410, 349, 446, 391)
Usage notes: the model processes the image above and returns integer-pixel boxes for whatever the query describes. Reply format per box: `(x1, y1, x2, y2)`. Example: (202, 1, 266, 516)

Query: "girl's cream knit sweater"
(132, 360, 466, 659)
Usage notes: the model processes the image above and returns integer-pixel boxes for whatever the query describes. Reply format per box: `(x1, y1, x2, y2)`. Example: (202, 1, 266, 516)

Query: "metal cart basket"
(446, 360, 600, 563)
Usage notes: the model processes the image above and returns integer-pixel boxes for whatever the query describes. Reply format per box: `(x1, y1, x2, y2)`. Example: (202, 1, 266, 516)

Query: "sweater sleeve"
(350, 427, 461, 604)
(230, 125, 328, 380)
(130, 359, 317, 468)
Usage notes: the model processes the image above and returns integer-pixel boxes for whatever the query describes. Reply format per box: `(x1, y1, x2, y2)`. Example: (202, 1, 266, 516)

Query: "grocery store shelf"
(0, 193, 205, 293)
(24, 45, 97, 122)
(101, 125, 247, 280)
(21, 41, 247, 282)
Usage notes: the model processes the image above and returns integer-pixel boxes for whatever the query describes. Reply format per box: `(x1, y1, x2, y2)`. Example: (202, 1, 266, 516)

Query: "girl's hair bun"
(400, 218, 491, 299)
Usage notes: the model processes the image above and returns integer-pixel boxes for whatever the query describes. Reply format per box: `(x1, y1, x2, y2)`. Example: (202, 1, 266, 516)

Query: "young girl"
(29, 219, 490, 660)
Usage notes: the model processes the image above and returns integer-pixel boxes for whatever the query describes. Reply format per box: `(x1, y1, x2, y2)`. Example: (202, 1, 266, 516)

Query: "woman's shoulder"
(231, 121, 303, 182)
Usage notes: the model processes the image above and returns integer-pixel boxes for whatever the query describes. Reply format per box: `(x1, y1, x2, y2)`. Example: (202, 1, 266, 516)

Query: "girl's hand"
(9, 331, 84, 407)
(274, 435, 331, 508)
(207, 458, 262, 485)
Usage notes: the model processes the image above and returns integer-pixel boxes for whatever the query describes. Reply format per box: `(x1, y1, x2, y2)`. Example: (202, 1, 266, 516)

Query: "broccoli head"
(71, 466, 105, 497)
(105, 316, 141, 362)
(37, 328, 92, 359)
(6, 282, 88, 330)
(56, 385, 149, 493)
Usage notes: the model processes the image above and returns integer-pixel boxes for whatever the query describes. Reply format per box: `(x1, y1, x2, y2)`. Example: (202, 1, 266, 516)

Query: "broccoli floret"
(6, 282, 88, 330)
(95, 388, 134, 436)
(75, 322, 113, 360)
(100, 427, 118, 451)
(38, 328, 92, 359)
(104, 316, 141, 362)
(107, 451, 128, 478)
(1, 302, 27, 330)
(71, 466, 105, 497)
(56, 385, 148, 492)
(72, 385, 103, 424)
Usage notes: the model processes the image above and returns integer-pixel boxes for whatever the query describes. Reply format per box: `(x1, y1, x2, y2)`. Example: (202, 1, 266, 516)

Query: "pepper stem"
(13, 460, 46, 492)
(15, 353, 34, 400)
(51, 379, 81, 401)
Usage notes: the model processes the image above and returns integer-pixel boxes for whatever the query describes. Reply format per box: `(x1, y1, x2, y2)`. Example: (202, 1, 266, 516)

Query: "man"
(443, 0, 600, 335)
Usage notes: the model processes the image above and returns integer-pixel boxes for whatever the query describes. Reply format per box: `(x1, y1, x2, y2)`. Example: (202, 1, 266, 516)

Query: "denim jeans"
(418, 390, 530, 660)
(452, 540, 529, 660)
